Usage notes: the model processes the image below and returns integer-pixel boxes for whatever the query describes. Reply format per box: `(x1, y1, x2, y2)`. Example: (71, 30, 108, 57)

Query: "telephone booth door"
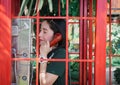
(0, 0, 107, 85)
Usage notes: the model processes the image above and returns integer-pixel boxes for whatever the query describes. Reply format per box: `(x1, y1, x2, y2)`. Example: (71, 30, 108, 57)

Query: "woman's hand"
(40, 41, 52, 58)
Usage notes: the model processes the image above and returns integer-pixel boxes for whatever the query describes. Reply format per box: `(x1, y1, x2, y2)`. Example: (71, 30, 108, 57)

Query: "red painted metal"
(11, 0, 20, 16)
(88, 0, 93, 85)
(0, 0, 108, 85)
(83, 0, 88, 85)
(58, 0, 61, 16)
(80, 0, 84, 84)
(36, 1, 40, 85)
(12, 16, 96, 20)
(95, 0, 107, 85)
(108, 0, 112, 85)
(79, 0, 90, 85)
(36, 13, 39, 85)
(12, 58, 94, 62)
(0, 0, 11, 85)
(65, 0, 69, 85)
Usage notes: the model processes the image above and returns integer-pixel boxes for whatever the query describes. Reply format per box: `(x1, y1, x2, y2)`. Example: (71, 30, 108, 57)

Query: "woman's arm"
(39, 41, 58, 85)
(39, 61, 58, 85)
(39, 42, 63, 85)
(39, 71, 58, 85)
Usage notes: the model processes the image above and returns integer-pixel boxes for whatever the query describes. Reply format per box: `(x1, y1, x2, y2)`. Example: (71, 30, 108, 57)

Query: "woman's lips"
(40, 40, 44, 45)
(40, 39, 43, 41)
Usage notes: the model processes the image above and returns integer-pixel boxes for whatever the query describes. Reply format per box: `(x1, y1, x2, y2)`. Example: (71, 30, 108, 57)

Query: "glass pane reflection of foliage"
(68, 19, 79, 53)
(111, 23, 120, 55)
(106, 23, 120, 67)
(106, 23, 120, 55)
(106, 57, 120, 67)
(69, 54, 79, 82)
(68, 19, 79, 82)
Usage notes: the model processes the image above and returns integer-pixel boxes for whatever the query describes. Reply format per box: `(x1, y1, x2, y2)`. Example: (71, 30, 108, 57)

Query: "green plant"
(111, 24, 120, 54)
(19, 0, 55, 16)
(106, 23, 120, 55)
(18, 0, 83, 16)
(114, 68, 120, 84)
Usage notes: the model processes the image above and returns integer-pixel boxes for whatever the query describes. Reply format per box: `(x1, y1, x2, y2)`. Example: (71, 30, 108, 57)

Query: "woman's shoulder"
(57, 47, 65, 51)
(55, 47, 65, 53)
(53, 47, 66, 58)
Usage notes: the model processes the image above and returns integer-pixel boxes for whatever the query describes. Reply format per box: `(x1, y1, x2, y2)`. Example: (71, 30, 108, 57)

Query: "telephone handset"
(50, 33, 62, 47)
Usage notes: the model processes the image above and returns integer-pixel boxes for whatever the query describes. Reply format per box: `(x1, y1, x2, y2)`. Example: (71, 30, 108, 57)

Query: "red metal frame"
(0, 0, 11, 85)
(65, 0, 69, 85)
(88, 0, 93, 85)
(80, 0, 84, 84)
(94, 0, 107, 85)
(0, 0, 107, 85)
(108, 0, 112, 85)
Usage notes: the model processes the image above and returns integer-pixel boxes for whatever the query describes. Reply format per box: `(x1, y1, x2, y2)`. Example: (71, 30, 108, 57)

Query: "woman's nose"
(39, 33, 41, 38)
(39, 31, 42, 37)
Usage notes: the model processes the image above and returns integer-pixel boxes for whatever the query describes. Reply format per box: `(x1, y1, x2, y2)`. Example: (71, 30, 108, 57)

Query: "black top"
(47, 47, 70, 85)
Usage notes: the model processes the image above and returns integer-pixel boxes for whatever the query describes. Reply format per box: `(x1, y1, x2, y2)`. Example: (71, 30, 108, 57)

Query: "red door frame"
(0, 0, 107, 85)
(95, 0, 107, 85)
(0, 0, 11, 85)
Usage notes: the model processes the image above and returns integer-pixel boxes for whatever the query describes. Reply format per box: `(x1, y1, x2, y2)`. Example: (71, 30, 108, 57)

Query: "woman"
(39, 19, 70, 85)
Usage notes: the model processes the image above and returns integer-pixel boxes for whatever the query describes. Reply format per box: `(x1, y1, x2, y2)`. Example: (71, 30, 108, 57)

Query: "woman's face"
(39, 21, 54, 45)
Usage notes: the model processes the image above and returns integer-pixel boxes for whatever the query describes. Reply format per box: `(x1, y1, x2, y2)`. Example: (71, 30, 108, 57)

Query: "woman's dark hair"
(44, 19, 66, 48)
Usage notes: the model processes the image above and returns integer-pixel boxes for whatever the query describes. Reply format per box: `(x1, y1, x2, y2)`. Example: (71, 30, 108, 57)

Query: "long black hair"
(43, 19, 66, 48)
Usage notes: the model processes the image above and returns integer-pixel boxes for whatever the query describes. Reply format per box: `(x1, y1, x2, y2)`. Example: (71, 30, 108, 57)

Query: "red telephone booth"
(0, 0, 107, 85)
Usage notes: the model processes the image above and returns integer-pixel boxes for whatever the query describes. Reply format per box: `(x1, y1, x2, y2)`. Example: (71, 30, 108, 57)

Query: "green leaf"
(48, 0, 53, 12)
(19, 0, 29, 16)
(35, 0, 44, 13)
(27, 0, 34, 15)
(61, 0, 65, 8)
